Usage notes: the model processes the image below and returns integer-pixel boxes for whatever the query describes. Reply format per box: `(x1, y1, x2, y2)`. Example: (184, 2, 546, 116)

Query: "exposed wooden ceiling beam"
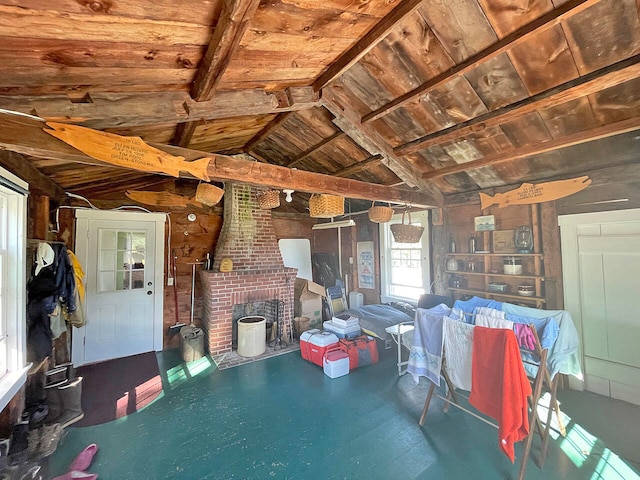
(421, 116, 640, 180)
(285, 131, 345, 168)
(333, 154, 383, 178)
(0, 111, 440, 207)
(191, 0, 262, 101)
(396, 54, 640, 156)
(0, 150, 65, 200)
(202, 154, 439, 207)
(361, 0, 601, 124)
(0, 87, 319, 130)
(312, 0, 427, 91)
(244, 112, 293, 153)
(174, 0, 262, 147)
(321, 87, 444, 205)
(173, 120, 200, 149)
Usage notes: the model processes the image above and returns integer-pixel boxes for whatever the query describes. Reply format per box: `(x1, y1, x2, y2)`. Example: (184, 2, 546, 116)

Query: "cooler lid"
(308, 331, 339, 346)
(325, 350, 348, 361)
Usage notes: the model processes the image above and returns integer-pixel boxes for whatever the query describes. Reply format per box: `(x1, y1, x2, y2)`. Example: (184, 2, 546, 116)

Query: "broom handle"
(172, 250, 180, 325)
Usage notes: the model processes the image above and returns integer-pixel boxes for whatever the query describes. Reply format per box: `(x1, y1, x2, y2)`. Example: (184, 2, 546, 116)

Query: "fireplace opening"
(231, 300, 280, 349)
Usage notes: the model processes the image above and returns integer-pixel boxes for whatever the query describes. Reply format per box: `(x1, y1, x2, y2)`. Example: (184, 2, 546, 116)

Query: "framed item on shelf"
(492, 230, 517, 253)
(474, 215, 495, 231)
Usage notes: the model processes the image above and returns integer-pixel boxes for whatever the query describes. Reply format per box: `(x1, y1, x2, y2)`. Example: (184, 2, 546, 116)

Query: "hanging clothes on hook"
(27, 242, 76, 362)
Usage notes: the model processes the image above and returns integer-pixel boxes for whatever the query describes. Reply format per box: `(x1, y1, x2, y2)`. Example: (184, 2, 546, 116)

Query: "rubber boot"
(44, 379, 68, 425)
(26, 358, 49, 408)
(57, 377, 84, 428)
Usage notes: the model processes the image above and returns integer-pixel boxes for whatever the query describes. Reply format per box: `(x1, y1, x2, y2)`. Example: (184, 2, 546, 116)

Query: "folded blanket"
(469, 326, 532, 463)
(443, 317, 474, 391)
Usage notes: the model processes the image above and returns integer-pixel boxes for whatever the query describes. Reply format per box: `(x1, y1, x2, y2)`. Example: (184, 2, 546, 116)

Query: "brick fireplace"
(200, 184, 297, 356)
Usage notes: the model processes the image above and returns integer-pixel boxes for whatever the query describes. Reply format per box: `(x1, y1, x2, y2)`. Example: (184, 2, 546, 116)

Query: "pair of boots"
(45, 377, 84, 428)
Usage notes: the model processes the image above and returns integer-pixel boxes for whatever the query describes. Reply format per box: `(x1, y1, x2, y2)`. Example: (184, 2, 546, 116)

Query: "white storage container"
(237, 316, 266, 357)
(331, 315, 359, 328)
(323, 350, 350, 378)
(323, 321, 361, 339)
(349, 291, 364, 308)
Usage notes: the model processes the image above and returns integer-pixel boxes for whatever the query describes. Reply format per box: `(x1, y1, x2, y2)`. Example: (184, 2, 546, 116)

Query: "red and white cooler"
(323, 348, 350, 378)
(300, 329, 339, 367)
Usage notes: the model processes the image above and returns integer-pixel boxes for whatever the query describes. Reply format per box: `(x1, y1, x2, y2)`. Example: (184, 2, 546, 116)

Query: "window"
(97, 229, 147, 292)
(0, 166, 29, 412)
(379, 211, 430, 304)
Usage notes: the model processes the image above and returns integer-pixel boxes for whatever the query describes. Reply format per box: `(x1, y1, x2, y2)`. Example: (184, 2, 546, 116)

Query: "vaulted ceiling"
(0, 0, 638, 211)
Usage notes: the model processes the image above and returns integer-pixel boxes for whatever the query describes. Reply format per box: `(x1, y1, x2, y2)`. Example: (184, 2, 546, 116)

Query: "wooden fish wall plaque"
(125, 190, 206, 209)
(480, 176, 591, 209)
(44, 122, 211, 181)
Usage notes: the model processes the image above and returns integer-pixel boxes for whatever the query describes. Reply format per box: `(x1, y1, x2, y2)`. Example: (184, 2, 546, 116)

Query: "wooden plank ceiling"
(0, 0, 638, 210)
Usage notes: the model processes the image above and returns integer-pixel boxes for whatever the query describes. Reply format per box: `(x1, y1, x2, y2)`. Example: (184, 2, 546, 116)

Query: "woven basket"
(256, 189, 280, 209)
(195, 183, 224, 206)
(309, 194, 344, 218)
(368, 202, 393, 223)
(390, 210, 424, 243)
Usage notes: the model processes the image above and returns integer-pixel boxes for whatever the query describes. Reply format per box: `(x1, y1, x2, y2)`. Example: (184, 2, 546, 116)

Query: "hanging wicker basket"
(390, 210, 424, 243)
(256, 189, 280, 209)
(368, 201, 393, 223)
(195, 183, 224, 206)
(309, 194, 344, 218)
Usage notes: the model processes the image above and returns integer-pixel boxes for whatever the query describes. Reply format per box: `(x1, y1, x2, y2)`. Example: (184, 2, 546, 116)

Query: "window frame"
(379, 210, 431, 304)
(0, 166, 29, 412)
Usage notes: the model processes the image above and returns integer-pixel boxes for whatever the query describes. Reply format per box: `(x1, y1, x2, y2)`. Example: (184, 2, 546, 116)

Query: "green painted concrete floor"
(49, 348, 640, 479)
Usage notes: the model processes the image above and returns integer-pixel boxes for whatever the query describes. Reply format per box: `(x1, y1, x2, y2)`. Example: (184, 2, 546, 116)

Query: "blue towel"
(505, 313, 559, 351)
(454, 296, 504, 321)
(502, 303, 581, 379)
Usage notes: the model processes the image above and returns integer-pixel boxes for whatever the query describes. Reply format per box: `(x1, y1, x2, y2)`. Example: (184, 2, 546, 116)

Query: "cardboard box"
(294, 278, 325, 325)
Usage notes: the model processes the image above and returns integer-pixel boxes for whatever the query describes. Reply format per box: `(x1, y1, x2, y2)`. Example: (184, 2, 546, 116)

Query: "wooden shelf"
(445, 270, 544, 280)
(448, 287, 546, 304)
(446, 253, 543, 258)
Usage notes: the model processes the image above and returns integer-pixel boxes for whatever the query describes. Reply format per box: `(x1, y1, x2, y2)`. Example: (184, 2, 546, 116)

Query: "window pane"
(99, 229, 147, 292)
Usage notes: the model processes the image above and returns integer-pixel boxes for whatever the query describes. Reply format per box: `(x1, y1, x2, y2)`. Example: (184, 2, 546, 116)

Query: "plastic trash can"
(180, 325, 204, 363)
(237, 316, 266, 357)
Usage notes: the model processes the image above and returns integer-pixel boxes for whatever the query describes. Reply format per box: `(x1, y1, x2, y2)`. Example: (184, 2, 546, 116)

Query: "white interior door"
(73, 210, 165, 366)
(560, 209, 640, 405)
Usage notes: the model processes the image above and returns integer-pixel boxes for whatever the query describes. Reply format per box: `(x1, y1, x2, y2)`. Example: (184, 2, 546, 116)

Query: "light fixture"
(312, 219, 355, 230)
(283, 189, 294, 202)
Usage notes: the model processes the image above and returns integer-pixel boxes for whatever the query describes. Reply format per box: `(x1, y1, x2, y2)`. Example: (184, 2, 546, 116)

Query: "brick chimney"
(200, 184, 297, 356)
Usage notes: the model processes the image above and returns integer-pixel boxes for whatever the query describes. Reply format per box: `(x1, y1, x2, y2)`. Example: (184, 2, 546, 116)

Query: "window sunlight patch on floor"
(561, 423, 597, 468)
(185, 355, 216, 376)
(559, 420, 639, 479)
(591, 448, 639, 480)
(535, 392, 639, 479)
(165, 356, 217, 389)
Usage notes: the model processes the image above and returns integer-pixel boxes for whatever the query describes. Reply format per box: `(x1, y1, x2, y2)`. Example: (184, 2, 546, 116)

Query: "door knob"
(147, 290, 153, 295)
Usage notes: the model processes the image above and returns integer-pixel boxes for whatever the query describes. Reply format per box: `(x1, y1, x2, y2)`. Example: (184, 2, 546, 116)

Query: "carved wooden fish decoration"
(480, 176, 591, 209)
(125, 190, 206, 209)
(44, 122, 211, 181)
